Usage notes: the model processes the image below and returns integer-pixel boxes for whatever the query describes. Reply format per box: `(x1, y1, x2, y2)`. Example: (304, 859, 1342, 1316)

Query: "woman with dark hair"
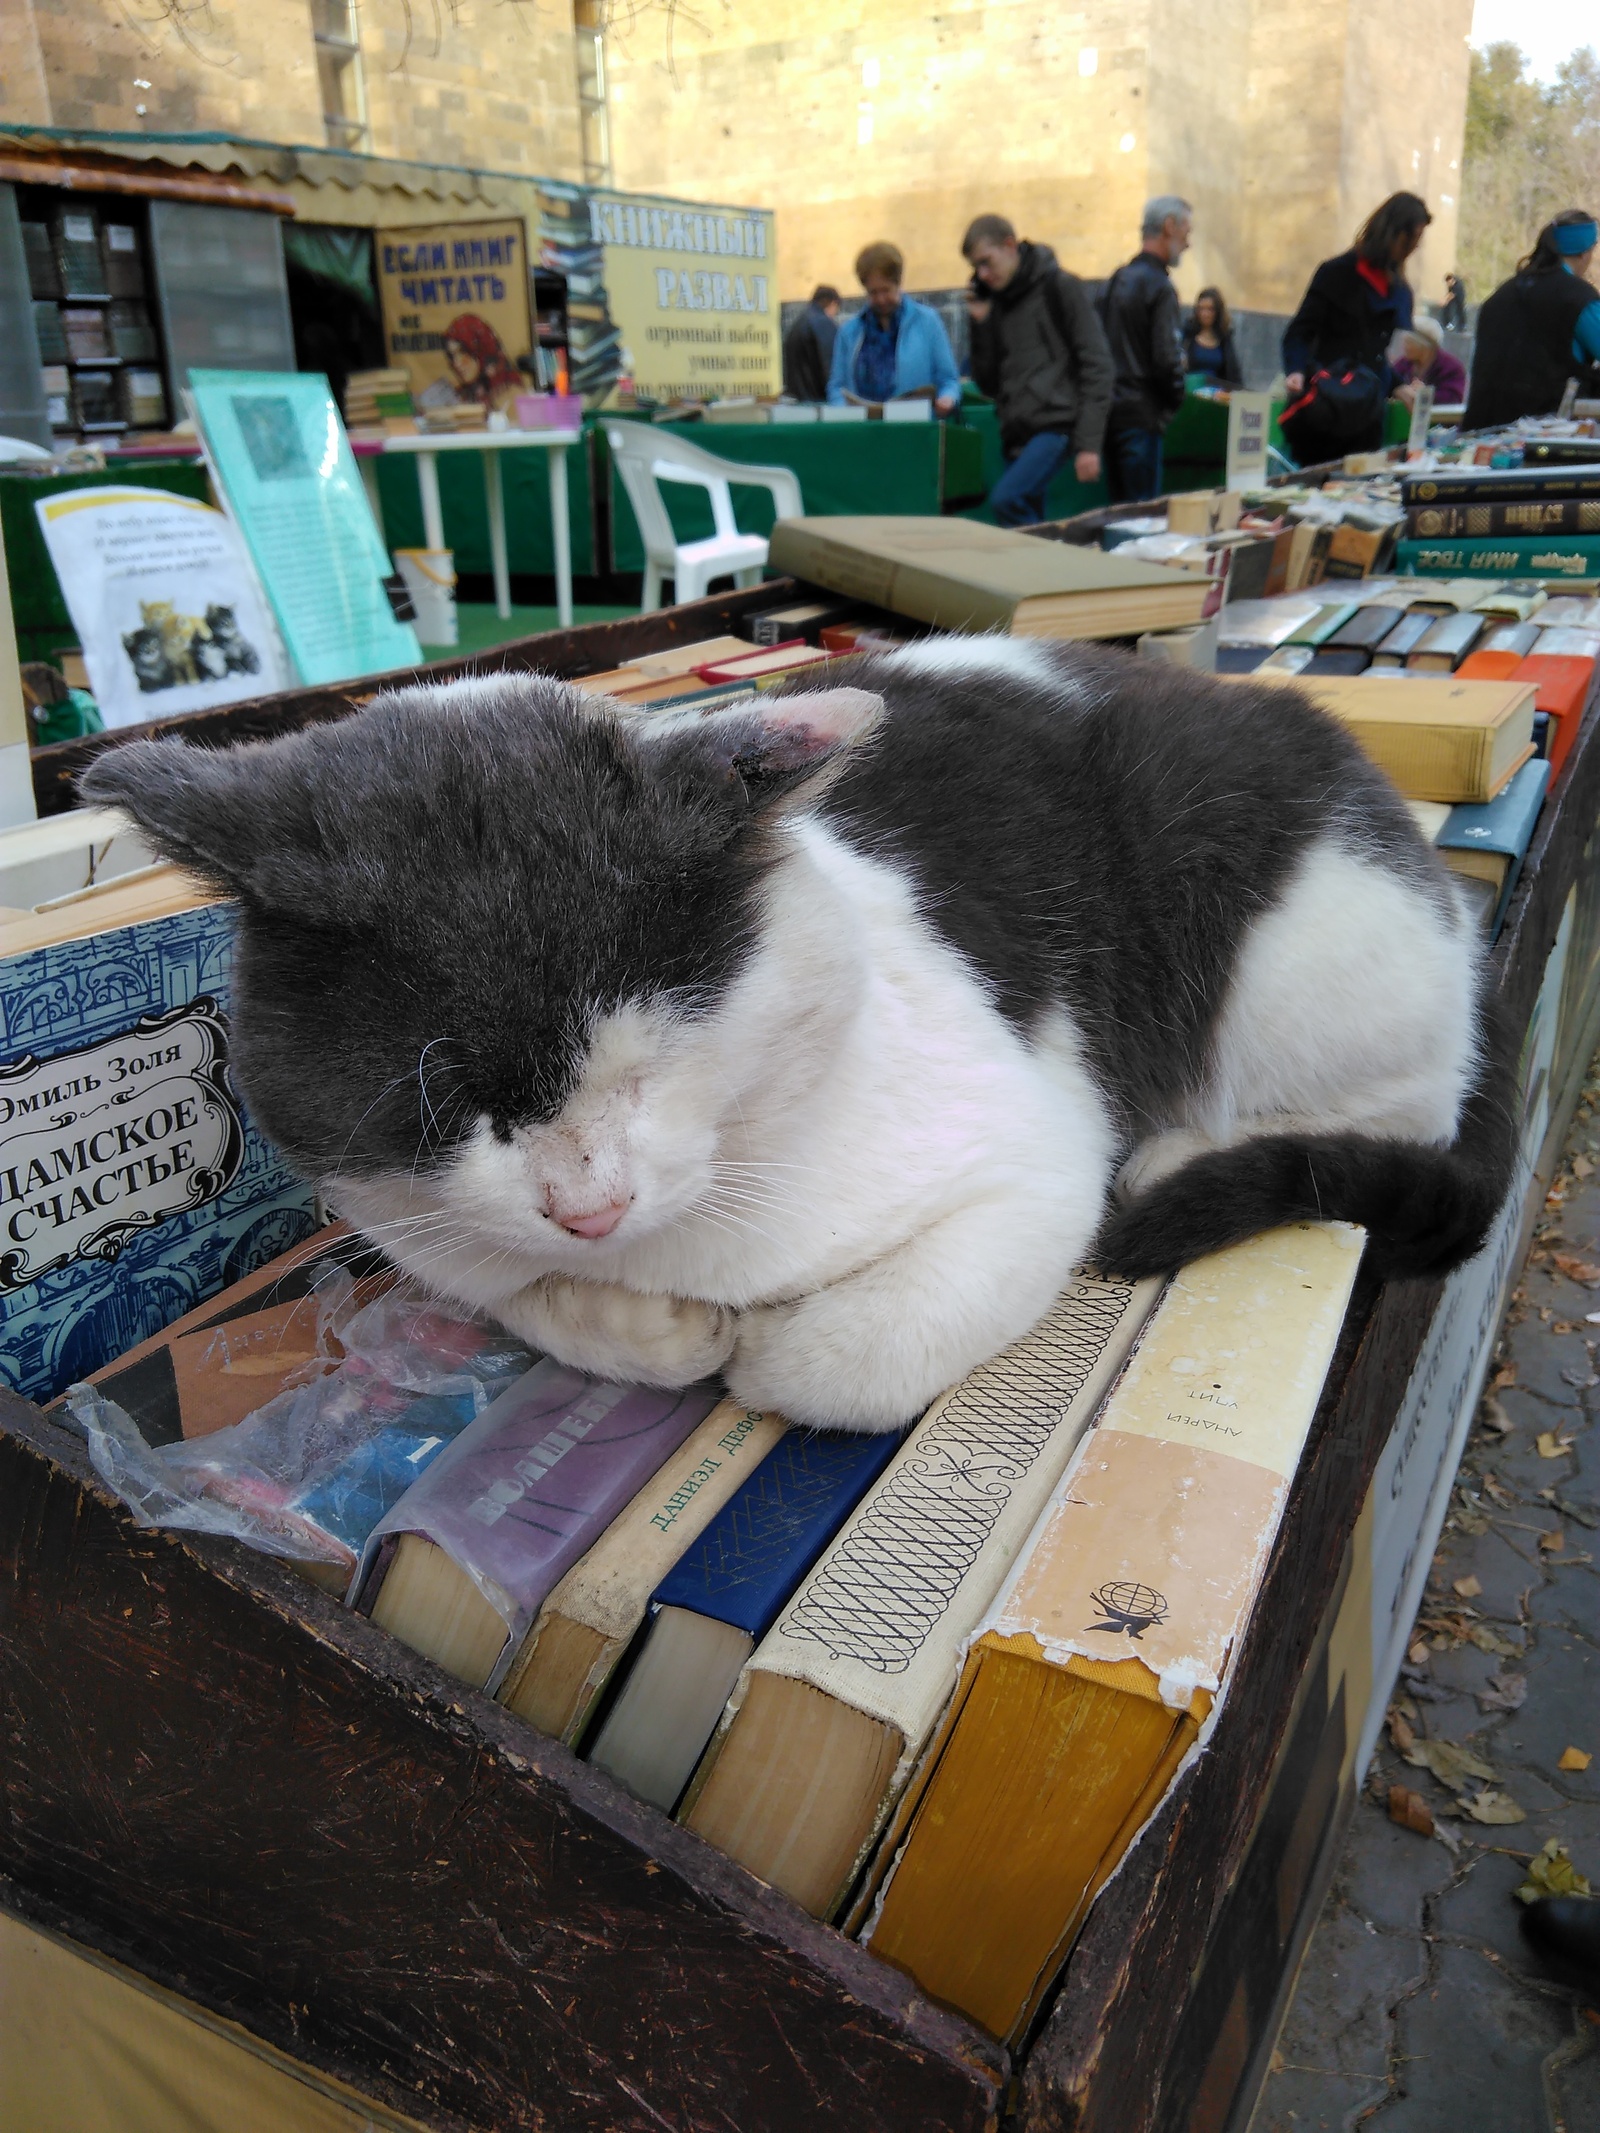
(1182, 287, 1244, 385)
(1463, 209, 1600, 431)
(1279, 191, 1431, 459)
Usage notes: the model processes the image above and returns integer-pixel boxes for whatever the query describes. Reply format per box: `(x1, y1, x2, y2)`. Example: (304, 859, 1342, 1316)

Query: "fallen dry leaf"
(1516, 1837, 1590, 1903)
(1389, 1708, 1418, 1758)
(1541, 1527, 1566, 1554)
(1406, 1738, 1496, 1789)
(1454, 1574, 1483, 1598)
(1574, 1155, 1596, 1180)
(1552, 1253, 1600, 1284)
(1484, 1473, 1517, 1505)
(1469, 1623, 1523, 1658)
(1462, 1787, 1526, 1825)
(1490, 1366, 1517, 1392)
(1388, 1784, 1434, 1837)
(1559, 1746, 1593, 1772)
(1408, 1639, 1431, 1667)
(1479, 1671, 1528, 1713)
(1537, 1431, 1576, 1459)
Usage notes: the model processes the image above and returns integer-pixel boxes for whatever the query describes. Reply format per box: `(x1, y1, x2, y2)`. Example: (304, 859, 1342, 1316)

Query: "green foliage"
(1460, 42, 1600, 298)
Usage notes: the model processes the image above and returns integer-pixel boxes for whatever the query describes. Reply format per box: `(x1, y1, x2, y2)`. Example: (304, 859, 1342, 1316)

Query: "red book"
(1513, 654, 1595, 780)
(1456, 649, 1525, 682)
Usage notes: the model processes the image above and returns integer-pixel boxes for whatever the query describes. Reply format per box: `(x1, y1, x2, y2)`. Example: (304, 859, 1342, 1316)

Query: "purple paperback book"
(356, 1358, 723, 1690)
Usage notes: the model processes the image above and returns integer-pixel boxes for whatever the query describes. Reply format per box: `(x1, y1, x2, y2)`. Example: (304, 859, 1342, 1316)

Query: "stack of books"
(1399, 455, 1600, 580)
(342, 368, 414, 431)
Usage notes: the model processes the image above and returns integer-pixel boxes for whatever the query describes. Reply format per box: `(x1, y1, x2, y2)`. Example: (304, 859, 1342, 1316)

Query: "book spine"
(1395, 537, 1600, 581)
(1402, 469, 1600, 505)
(1407, 500, 1600, 538)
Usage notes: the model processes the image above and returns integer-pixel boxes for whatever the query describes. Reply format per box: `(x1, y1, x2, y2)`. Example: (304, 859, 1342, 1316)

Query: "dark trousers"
(989, 430, 1071, 527)
(1105, 423, 1164, 504)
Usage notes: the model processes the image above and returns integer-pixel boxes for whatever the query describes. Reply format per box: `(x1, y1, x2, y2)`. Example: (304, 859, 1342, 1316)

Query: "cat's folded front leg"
(496, 1275, 736, 1388)
(726, 1192, 1097, 1433)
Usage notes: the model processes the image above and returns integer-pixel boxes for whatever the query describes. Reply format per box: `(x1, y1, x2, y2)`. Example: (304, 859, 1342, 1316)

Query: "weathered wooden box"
(6, 588, 1596, 2132)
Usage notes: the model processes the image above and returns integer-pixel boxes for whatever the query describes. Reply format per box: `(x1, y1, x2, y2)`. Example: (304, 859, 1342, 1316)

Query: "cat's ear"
(683, 685, 886, 814)
(78, 738, 334, 914)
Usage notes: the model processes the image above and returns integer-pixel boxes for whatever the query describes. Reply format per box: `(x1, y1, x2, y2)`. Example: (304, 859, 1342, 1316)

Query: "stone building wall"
(601, 0, 1473, 320)
(1, 0, 583, 184)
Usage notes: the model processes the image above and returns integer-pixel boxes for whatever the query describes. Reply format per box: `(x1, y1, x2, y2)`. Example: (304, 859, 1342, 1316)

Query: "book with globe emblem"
(861, 1221, 1365, 2045)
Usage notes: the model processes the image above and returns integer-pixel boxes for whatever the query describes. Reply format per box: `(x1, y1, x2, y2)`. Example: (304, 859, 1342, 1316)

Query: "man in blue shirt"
(827, 242, 961, 412)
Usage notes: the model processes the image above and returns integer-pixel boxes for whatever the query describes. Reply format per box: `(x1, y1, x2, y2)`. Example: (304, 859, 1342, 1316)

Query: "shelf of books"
(3, 543, 1599, 2132)
(21, 201, 168, 447)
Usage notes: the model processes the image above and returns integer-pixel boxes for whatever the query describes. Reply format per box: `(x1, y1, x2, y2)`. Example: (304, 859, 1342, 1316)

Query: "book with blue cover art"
(588, 1427, 899, 1812)
(0, 880, 320, 1405)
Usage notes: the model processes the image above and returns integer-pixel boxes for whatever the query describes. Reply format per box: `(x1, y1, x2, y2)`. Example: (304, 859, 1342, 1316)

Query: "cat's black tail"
(1094, 1003, 1521, 1284)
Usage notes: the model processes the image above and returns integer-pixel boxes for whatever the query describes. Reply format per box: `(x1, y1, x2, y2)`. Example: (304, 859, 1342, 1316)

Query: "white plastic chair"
(603, 421, 804, 610)
(0, 436, 52, 463)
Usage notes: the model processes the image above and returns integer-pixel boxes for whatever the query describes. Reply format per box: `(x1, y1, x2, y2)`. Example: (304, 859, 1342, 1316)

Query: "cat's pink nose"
(553, 1201, 630, 1239)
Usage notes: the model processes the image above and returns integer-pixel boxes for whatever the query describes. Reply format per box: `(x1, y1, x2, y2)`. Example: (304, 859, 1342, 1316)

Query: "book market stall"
(7, 382, 1600, 2127)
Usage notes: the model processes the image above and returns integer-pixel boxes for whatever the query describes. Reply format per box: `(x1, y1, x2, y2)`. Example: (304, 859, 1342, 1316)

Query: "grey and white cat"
(84, 637, 1514, 1432)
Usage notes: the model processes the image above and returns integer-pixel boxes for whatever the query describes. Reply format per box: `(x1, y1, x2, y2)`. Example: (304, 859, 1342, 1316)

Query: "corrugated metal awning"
(0, 127, 546, 213)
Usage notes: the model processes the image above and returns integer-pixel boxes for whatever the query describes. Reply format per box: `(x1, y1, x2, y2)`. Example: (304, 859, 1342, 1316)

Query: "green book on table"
(1396, 536, 1600, 581)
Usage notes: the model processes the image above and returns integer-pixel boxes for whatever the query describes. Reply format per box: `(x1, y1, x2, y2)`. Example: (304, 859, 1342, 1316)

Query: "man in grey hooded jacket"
(963, 214, 1114, 526)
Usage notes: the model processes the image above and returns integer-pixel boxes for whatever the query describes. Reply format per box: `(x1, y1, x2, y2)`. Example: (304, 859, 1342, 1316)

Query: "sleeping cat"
(83, 638, 1514, 1432)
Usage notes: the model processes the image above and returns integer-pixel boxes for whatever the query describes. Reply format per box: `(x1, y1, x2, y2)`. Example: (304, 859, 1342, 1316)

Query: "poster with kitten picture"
(34, 485, 289, 730)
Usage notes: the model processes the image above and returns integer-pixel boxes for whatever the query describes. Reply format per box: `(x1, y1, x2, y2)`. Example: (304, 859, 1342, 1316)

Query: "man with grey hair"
(1099, 195, 1192, 501)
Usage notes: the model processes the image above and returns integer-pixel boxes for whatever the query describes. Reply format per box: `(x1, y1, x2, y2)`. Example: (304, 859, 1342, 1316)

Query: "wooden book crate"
(5, 590, 1597, 2131)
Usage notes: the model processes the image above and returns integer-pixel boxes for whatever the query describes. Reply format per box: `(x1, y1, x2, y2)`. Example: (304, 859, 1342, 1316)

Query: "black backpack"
(1280, 362, 1386, 458)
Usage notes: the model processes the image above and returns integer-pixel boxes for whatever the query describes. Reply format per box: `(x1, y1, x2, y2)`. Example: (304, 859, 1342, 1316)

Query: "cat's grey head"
(80, 672, 882, 1254)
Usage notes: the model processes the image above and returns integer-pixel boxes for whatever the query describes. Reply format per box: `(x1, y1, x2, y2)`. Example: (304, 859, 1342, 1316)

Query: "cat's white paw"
(498, 1276, 736, 1387)
(727, 1300, 918, 1434)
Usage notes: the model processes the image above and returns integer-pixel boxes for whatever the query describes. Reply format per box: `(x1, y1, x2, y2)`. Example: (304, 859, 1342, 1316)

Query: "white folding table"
(376, 427, 580, 628)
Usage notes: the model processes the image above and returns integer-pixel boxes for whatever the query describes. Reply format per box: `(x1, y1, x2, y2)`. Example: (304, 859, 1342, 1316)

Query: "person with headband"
(1464, 210, 1600, 430)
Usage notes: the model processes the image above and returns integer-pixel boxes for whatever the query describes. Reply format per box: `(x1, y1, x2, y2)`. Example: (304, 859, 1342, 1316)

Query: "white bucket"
(394, 548, 458, 646)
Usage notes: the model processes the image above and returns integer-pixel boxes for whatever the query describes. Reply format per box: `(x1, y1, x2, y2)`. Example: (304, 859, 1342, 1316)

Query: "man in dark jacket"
(962, 215, 1114, 527)
(1099, 196, 1191, 503)
(782, 285, 841, 402)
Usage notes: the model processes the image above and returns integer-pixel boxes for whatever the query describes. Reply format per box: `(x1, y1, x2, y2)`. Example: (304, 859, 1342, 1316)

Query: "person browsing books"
(826, 243, 960, 413)
(782, 285, 841, 403)
(1182, 287, 1243, 387)
(1463, 210, 1600, 431)
(962, 213, 1114, 526)
(1099, 197, 1192, 501)
(1391, 314, 1467, 407)
(1280, 191, 1430, 461)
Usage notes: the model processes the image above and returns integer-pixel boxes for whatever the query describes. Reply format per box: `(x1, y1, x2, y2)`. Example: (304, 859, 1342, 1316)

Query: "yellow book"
(864, 1221, 1365, 2045)
(766, 516, 1210, 640)
(1252, 671, 1536, 803)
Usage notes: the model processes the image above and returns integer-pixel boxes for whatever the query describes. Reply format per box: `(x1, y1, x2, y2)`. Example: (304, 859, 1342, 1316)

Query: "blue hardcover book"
(588, 1428, 899, 1811)
(1436, 755, 1550, 939)
(0, 894, 320, 1405)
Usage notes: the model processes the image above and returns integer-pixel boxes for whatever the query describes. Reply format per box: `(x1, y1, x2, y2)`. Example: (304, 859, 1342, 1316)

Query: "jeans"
(1105, 424, 1164, 504)
(989, 431, 1071, 527)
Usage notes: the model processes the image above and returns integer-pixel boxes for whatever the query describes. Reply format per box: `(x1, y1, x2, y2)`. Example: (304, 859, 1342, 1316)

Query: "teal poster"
(189, 371, 422, 687)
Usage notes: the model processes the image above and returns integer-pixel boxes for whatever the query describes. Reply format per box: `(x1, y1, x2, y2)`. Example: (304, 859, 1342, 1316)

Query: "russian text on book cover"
(0, 999, 244, 1289)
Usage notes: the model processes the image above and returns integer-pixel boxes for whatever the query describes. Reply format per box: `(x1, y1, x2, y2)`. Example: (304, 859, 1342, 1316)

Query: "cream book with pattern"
(679, 1273, 1163, 1916)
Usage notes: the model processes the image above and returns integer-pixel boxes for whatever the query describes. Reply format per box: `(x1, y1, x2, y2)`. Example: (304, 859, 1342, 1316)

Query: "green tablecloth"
(374, 436, 598, 579)
(601, 418, 987, 572)
(2, 462, 213, 665)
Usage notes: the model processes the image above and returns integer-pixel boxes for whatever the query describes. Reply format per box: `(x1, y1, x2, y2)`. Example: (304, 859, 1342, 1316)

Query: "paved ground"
(1256, 1068, 1600, 2132)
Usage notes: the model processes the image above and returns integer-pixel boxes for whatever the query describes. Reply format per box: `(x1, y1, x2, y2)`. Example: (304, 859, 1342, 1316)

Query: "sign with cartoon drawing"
(33, 486, 288, 730)
(376, 217, 535, 416)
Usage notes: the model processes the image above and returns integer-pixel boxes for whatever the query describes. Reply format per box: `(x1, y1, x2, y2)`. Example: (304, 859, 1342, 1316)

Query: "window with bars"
(311, 0, 369, 152)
